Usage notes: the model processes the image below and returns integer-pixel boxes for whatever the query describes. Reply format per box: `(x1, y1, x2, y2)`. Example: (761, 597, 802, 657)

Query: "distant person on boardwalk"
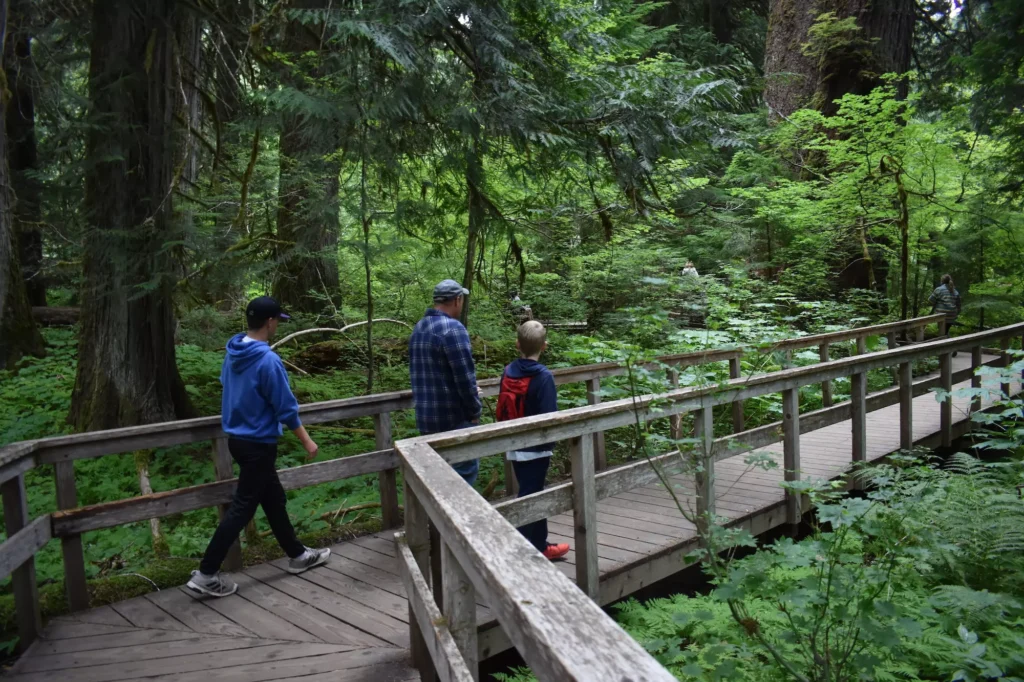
(187, 296, 330, 598)
(496, 321, 571, 560)
(409, 280, 483, 485)
(681, 261, 699, 277)
(929, 274, 962, 334)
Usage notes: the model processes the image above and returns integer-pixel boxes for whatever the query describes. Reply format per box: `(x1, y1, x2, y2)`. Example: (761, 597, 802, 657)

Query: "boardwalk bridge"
(0, 315, 1021, 681)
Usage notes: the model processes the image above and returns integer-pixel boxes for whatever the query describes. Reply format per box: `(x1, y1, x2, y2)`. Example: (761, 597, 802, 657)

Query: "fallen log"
(31, 306, 80, 326)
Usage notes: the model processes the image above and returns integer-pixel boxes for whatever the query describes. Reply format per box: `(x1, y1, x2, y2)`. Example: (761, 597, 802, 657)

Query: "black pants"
(199, 439, 304, 575)
(512, 457, 550, 551)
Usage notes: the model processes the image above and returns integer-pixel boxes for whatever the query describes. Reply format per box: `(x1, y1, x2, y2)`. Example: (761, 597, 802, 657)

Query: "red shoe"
(542, 543, 570, 561)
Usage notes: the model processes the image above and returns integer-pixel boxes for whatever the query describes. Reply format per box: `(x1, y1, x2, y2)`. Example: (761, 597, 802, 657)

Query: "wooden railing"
(0, 312, 945, 654)
(393, 321, 1023, 680)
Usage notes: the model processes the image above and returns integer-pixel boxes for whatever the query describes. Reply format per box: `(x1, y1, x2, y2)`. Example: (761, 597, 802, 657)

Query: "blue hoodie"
(220, 333, 302, 443)
(502, 358, 558, 452)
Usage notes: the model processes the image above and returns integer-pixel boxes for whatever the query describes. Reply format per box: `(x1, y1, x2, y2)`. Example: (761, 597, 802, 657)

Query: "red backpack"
(496, 373, 533, 422)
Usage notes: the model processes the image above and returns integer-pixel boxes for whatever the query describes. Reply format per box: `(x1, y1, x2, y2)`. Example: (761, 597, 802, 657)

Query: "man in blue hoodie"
(495, 321, 570, 560)
(187, 296, 330, 598)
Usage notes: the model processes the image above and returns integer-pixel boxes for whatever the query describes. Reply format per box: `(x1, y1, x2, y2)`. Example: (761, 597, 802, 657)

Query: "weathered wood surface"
(0, 515, 50, 580)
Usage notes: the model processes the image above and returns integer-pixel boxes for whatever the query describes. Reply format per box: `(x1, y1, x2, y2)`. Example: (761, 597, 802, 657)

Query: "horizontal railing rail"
(0, 311, 953, 656)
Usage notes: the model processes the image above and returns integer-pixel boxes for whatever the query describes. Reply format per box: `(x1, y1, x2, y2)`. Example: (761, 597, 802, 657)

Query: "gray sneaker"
(287, 546, 330, 574)
(186, 570, 238, 597)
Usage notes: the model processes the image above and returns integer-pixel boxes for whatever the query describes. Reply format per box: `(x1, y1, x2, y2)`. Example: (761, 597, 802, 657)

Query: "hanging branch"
(269, 319, 412, 351)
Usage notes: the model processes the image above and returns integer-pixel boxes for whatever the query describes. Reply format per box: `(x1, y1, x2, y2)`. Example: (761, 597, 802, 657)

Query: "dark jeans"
(512, 457, 550, 551)
(199, 439, 304, 575)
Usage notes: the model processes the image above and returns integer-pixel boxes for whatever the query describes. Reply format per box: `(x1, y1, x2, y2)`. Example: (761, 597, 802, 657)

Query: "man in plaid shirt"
(409, 280, 482, 485)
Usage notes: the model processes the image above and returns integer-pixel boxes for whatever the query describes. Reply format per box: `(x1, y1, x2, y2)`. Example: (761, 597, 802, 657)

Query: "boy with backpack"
(496, 321, 570, 560)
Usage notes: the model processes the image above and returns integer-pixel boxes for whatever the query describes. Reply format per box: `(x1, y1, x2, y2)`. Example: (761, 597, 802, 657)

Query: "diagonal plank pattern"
(6, 354, 1011, 680)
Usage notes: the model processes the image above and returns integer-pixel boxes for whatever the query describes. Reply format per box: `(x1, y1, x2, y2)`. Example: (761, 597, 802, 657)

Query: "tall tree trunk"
(0, 0, 43, 368)
(764, 0, 914, 117)
(70, 0, 193, 430)
(5, 0, 43, 306)
(273, 1, 341, 314)
(360, 124, 374, 394)
(461, 136, 485, 326)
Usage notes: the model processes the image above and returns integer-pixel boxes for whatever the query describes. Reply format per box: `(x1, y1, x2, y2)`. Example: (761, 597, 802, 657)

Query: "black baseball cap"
(245, 296, 290, 324)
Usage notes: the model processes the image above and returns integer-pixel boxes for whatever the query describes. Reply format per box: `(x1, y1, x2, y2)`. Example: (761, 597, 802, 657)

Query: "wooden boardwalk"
(5, 353, 1010, 681)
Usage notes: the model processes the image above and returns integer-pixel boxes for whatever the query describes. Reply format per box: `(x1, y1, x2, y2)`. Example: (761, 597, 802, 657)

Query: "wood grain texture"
(1, 474, 41, 647)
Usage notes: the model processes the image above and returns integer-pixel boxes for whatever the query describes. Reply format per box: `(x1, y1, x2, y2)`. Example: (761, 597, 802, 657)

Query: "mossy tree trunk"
(69, 0, 193, 430)
(764, 0, 914, 118)
(273, 0, 342, 315)
(0, 0, 44, 369)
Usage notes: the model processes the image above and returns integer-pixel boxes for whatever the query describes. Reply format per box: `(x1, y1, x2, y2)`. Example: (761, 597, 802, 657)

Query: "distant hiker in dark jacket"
(409, 279, 483, 485)
(929, 274, 962, 333)
(187, 296, 330, 598)
(496, 321, 570, 561)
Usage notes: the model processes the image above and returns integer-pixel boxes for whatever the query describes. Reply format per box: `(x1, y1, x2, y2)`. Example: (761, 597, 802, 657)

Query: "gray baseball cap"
(433, 279, 469, 302)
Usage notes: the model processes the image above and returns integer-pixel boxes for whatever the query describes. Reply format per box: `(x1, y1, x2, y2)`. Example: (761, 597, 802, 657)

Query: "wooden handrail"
(397, 440, 678, 681)
(0, 313, 942, 468)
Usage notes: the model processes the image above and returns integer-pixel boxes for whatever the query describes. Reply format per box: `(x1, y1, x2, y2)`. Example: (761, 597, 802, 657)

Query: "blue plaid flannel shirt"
(408, 308, 482, 434)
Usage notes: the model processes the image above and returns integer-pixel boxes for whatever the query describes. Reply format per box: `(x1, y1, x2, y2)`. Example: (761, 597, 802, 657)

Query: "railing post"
(569, 434, 598, 600)
(212, 438, 244, 572)
(850, 370, 866, 475)
(971, 345, 983, 413)
(782, 388, 801, 526)
(2, 474, 41, 648)
(899, 361, 913, 450)
(938, 317, 947, 337)
(585, 378, 607, 470)
(782, 349, 793, 369)
(819, 343, 833, 407)
(887, 332, 899, 384)
(855, 335, 867, 355)
(693, 406, 715, 536)
(940, 351, 953, 448)
(441, 540, 478, 680)
(503, 458, 518, 497)
(1000, 337, 1011, 398)
(405, 487, 437, 682)
(729, 356, 744, 432)
(667, 368, 682, 441)
(53, 460, 89, 610)
(916, 325, 925, 342)
(374, 412, 401, 528)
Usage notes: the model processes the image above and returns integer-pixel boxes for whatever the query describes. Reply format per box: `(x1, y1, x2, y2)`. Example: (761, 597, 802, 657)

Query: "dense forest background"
(1, 0, 1024, 654)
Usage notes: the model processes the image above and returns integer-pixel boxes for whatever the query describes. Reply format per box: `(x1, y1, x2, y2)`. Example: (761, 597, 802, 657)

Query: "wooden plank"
(1, 474, 42, 648)
(398, 441, 677, 682)
(0, 456, 34, 488)
(51, 448, 399, 536)
(240, 566, 390, 647)
(782, 388, 800, 525)
(109, 595, 189, 631)
(143, 588, 254, 638)
(53, 461, 89, 612)
(851, 370, 866, 470)
(940, 352, 953, 447)
(352, 534, 399, 557)
(375, 413, 401, 529)
(729, 356, 744, 432)
(51, 605, 132, 628)
(972, 345, 983, 413)
(693, 406, 714, 532)
(212, 438, 243, 572)
(404, 487, 435, 681)
(0, 515, 49, 581)
(40, 621, 138, 640)
(186, 585, 322, 642)
(6, 641, 359, 682)
(819, 343, 833, 407)
(569, 435, 598, 600)
(441, 540, 478, 680)
(586, 377, 607, 470)
(332, 542, 402, 576)
(324, 554, 406, 597)
(276, 558, 409, 624)
(899, 361, 913, 450)
(28, 627, 198, 656)
(243, 571, 405, 647)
